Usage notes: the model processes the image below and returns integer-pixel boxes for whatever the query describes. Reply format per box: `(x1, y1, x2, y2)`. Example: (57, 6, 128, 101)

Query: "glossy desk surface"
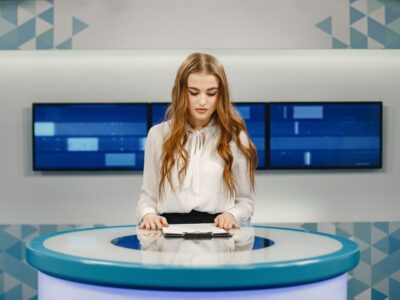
(26, 225, 360, 290)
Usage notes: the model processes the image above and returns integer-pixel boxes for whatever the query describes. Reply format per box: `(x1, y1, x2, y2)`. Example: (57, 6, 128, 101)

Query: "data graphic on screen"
(268, 102, 382, 169)
(234, 103, 266, 169)
(33, 103, 148, 170)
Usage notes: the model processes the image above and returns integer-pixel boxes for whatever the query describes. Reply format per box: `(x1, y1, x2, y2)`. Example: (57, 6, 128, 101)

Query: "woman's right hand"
(139, 213, 169, 230)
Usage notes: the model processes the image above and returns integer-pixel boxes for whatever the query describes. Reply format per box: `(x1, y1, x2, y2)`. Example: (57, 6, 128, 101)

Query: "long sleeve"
(225, 131, 256, 225)
(135, 126, 159, 224)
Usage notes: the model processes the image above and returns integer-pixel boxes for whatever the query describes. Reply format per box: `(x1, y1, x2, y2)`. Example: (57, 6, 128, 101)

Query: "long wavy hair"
(158, 52, 257, 199)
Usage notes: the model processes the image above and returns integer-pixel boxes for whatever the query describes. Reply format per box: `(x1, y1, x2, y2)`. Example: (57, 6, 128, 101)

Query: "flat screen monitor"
(33, 103, 148, 170)
(151, 102, 266, 169)
(268, 102, 382, 169)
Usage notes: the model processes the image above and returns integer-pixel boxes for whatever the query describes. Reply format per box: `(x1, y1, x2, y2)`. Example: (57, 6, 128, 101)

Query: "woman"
(136, 52, 257, 230)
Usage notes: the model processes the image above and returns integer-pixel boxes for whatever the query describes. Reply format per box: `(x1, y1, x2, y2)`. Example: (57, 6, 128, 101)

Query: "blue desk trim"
(26, 225, 360, 290)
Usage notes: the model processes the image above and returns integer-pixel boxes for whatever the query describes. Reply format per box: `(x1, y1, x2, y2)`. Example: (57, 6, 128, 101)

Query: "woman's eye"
(189, 92, 199, 96)
(208, 93, 217, 96)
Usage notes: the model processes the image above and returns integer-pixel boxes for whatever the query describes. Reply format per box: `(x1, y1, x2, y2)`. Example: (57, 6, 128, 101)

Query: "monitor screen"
(151, 102, 266, 170)
(268, 102, 382, 169)
(33, 103, 148, 170)
(234, 103, 266, 170)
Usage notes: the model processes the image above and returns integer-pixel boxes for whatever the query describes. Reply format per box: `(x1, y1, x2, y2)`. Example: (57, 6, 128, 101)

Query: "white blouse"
(135, 117, 255, 225)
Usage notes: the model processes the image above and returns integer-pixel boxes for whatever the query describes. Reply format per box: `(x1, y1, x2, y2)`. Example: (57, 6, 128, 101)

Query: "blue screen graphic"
(269, 102, 382, 169)
(151, 103, 266, 169)
(33, 103, 148, 170)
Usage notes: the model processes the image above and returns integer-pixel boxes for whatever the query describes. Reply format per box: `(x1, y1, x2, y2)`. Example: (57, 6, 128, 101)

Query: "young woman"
(136, 52, 257, 230)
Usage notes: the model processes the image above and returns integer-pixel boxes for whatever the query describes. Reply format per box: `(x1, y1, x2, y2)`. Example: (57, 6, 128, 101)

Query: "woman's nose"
(199, 94, 207, 105)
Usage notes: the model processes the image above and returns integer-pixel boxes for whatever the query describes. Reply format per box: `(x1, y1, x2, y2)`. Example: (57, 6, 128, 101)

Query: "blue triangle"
(350, 27, 368, 48)
(388, 236, 400, 254)
(371, 288, 387, 300)
(372, 268, 387, 285)
(72, 17, 89, 35)
(332, 37, 348, 48)
(316, 17, 332, 35)
(374, 236, 391, 254)
(4, 284, 22, 300)
(385, 37, 400, 48)
(348, 278, 369, 296)
(373, 222, 389, 233)
(36, 28, 53, 49)
(17, 18, 35, 47)
(386, 6, 400, 25)
(392, 228, 400, 241)
(351, 6, 365, 25)
(21, 225, 37, 239)
(5, 241, 22, 260)
(0, 36, 15, 49)
(360, 247, 371, 264)
(0, 2, 19, 25)
(38, 7, 54, 25)
(56, 38, 72, 49)
(350, 0, 357, 3)
(301, 223, 317, 232)
(368, 17, 386, 44)
(389, 278, 400, 299)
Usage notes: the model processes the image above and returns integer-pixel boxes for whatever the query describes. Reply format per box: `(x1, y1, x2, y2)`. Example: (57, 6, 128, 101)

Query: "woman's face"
(187, 72, 219, 130)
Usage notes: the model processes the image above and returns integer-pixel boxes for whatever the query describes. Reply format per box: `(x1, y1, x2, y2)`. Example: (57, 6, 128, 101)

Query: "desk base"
(38, 272, 347, 300)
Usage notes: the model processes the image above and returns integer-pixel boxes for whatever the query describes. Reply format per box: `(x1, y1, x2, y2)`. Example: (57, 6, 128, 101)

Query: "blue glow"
(105, 153, 136, 166)
(34, 122, 55, 136)
(67, 138, 98, 151)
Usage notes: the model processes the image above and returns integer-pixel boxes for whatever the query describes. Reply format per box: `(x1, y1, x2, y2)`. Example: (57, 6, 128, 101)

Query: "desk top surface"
(26, 225, 360, 290)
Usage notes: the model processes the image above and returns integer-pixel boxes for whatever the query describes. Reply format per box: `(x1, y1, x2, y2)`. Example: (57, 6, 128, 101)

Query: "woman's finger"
(154, 218, 162, 230)
(161, 217, 169, 227)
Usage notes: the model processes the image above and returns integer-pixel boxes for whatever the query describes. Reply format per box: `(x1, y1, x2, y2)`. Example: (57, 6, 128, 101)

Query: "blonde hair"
(158, 52, 257, 198)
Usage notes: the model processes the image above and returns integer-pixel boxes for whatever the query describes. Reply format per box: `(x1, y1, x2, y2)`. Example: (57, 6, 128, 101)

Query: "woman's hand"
(214, 212, 240, 230)
(139, 213, 169, 230)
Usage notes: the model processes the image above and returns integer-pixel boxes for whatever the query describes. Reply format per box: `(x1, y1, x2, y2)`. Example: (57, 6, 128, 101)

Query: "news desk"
(26, 225, 359, 300)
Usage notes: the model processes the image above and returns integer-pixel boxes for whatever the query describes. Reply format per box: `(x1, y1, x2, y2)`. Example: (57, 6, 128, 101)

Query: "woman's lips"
(195, 108, 208, 114)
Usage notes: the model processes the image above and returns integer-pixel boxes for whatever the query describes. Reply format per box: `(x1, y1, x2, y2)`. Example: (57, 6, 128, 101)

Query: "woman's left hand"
(214, 212, 240, 230)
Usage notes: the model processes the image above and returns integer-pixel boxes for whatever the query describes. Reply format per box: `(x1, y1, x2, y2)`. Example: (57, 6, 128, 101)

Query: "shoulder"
(148, 120, 172, 141)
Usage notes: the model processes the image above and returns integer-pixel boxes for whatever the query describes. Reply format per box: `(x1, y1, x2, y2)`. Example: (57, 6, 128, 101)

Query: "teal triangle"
(5, 241, 22, 260)
(0, 2, 19, 25)
(0, 26, 18, 48)
(316, 17, 332, 35)
(373, 222, 389, 233)
(21, 225, 37, 239)
(384, 26, 400, 45)
(0, 36, 15, 49)
(350, 0, 357, 4)
(361, 247, 371, 264)
(38, 7, 54, 25)
(371, 288, 387, 300)
(336, 227, 352, 238)
(72, 17, 89, 35)
(374, 236, 391, 254)
(46, 0, 54, 3)
(56, 38, 72, 49)
(372, 268, 387, 285)
(36, 28, 53, 49)
(4, 284, 22, 300)
(348, 278, 369, 296)
(389, 278, 400, 299)
(392, 228, 400, 241)
(351, 27, 368, 48)
(386, 6, 400, 25)
(0, 16, 16, 36)
(385, 0, 400, 15)
(388, 236, 400, 254)
(301, 223, 317, 232)
(355, 223, 371, 244)
(374, 250, 400, 276)
(385, 37, 400, 48)
(368, 17, 387, 44)
(351, 6, 366, 25)
(16, 18, 35, 46)
(368, 0, 383, 14)
(332, 37, 348, 48)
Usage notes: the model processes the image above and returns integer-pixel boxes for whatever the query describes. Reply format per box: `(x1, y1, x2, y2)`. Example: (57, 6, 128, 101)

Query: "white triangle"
(0, 17, 15, 36)
(19, 37, 36, 50)
(4, 273, 20, 292)
(368, 36, 385, 48)
(354, 288, 372, 300)
(352, 17, 368, 35)
(369, 5, 385, 24)
(391, 270, 400, 281)
(352, 0, 368, 15)
(4, 226, 22, 240)
(354, 237, 369, 251)
(36, 1, 53, 15)
(36, 17, 52, 36)
(22, 284, 37, 300)
(17, 5, 34, 26)
(371, 246, 386, 265)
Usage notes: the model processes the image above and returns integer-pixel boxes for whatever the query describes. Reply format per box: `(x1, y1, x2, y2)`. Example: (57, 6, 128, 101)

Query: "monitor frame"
(32, 102, 151, 171)
(266, 101, 383, 170)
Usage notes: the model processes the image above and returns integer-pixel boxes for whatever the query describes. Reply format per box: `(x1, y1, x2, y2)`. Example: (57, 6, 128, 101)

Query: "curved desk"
(26, 225, 359, 300)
